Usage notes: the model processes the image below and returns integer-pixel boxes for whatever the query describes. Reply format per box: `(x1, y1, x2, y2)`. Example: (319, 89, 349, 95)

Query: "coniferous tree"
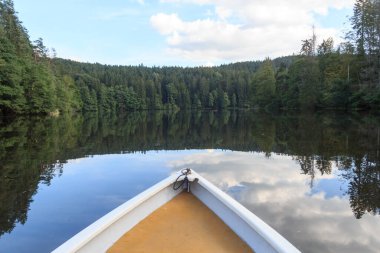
(251, 58, 276, 107)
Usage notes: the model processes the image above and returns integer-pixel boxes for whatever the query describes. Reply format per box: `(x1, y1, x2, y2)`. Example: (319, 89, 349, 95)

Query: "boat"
(52, 169, 301, 253)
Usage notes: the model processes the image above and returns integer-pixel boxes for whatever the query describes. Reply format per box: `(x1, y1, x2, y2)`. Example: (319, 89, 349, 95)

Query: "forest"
(0, 0, 379, 115)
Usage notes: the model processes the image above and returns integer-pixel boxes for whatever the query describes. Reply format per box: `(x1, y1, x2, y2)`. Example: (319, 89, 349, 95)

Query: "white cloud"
(215, 6, 231, 20)
(152, 0, 355, 63)
(150, 13, 184, 35)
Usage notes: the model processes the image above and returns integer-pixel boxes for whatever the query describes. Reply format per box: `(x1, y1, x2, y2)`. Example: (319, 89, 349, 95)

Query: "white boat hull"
(52, 170, 301, 253)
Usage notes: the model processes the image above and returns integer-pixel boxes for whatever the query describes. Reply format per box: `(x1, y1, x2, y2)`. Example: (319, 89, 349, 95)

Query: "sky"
(13, 0, 354, 67)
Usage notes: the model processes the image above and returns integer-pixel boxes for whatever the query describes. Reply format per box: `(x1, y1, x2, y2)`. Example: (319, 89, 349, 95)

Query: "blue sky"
(14, 0, 354, 67)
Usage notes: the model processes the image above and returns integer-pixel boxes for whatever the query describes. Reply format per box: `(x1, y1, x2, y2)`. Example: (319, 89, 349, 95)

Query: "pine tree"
(251, 58, 276, 107)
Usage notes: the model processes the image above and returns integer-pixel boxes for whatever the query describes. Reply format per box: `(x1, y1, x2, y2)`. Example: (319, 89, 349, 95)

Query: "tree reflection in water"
(0, 110, 379, 235)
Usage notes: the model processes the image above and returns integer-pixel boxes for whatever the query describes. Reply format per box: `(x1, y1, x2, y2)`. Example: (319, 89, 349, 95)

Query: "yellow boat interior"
(108, 192, 254, 253)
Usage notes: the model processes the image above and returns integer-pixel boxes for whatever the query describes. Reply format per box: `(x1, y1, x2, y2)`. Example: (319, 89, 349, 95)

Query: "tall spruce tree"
(349, 0, 380, 84)
(251, 58, 276, 107)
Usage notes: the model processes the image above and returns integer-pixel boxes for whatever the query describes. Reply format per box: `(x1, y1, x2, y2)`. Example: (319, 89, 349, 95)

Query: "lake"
(0, 110, 379, 253)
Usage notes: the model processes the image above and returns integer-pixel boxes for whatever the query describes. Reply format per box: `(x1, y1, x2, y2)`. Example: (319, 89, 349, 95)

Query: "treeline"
(0, 0, 379, 115)
(52, 59, 259, 112)
(277, 0, 380, 110)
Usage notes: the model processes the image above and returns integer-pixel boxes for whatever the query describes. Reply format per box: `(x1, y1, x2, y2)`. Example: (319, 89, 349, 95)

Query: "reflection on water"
(0, 110, 379, 253)
(169, 152, 380, 253)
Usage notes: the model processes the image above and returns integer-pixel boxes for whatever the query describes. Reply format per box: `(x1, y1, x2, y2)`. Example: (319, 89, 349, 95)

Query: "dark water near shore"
(0, 110, 379, 253)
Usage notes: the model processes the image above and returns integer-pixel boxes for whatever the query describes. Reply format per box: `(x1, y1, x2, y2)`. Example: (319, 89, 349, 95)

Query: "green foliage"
(275, 63, 291, 108)
(51, 59, 258, 112)
(25, 64, 56, 114)
(348, 0, 380, 84)
(56, 75, 82, 113)
(298, 58, 320, 109)
(0, 32, 25, 113)
(251, 58, 276, 107)
(0, 0, 77, 115)
(321, 80, 351, 108)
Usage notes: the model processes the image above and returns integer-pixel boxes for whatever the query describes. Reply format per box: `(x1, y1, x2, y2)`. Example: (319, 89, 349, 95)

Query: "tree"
(348, 0, 380, 84)
(275, 63, 290, 108)
(0, 29, 25, 113)
(251, 58, 276, 107)
(33, 38, 49, 60)
(208, 92, 215, 108)
(25, 65, 55, 114)
(317, 37, 334, 56)
(165, 83, 178, 105)
(231, 93, 237, 108)
(301, 26, 317, 56)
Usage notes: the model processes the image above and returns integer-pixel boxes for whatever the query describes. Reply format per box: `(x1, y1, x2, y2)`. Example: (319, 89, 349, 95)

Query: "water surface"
(0, 111, 379, 253)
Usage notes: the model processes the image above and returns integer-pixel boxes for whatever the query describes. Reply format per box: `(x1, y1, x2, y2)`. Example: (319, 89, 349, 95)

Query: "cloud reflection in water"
(168, 150, 380, 253)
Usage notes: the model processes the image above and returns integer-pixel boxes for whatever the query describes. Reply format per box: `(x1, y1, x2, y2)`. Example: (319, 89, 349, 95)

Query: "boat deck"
(108, 192, 254, 253)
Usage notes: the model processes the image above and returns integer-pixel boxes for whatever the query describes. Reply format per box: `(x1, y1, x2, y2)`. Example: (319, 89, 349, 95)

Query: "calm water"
(0, 110, 379, 253)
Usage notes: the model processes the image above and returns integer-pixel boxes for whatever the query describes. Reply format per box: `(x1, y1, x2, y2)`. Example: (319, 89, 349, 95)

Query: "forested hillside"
(0, 0, 379, 115)
(0, 0, 81, 115)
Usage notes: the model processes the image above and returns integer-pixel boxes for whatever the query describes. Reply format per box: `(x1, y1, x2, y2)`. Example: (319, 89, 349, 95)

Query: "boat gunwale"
(189, 171, 301, 253)
(52, 174, 178, 253)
